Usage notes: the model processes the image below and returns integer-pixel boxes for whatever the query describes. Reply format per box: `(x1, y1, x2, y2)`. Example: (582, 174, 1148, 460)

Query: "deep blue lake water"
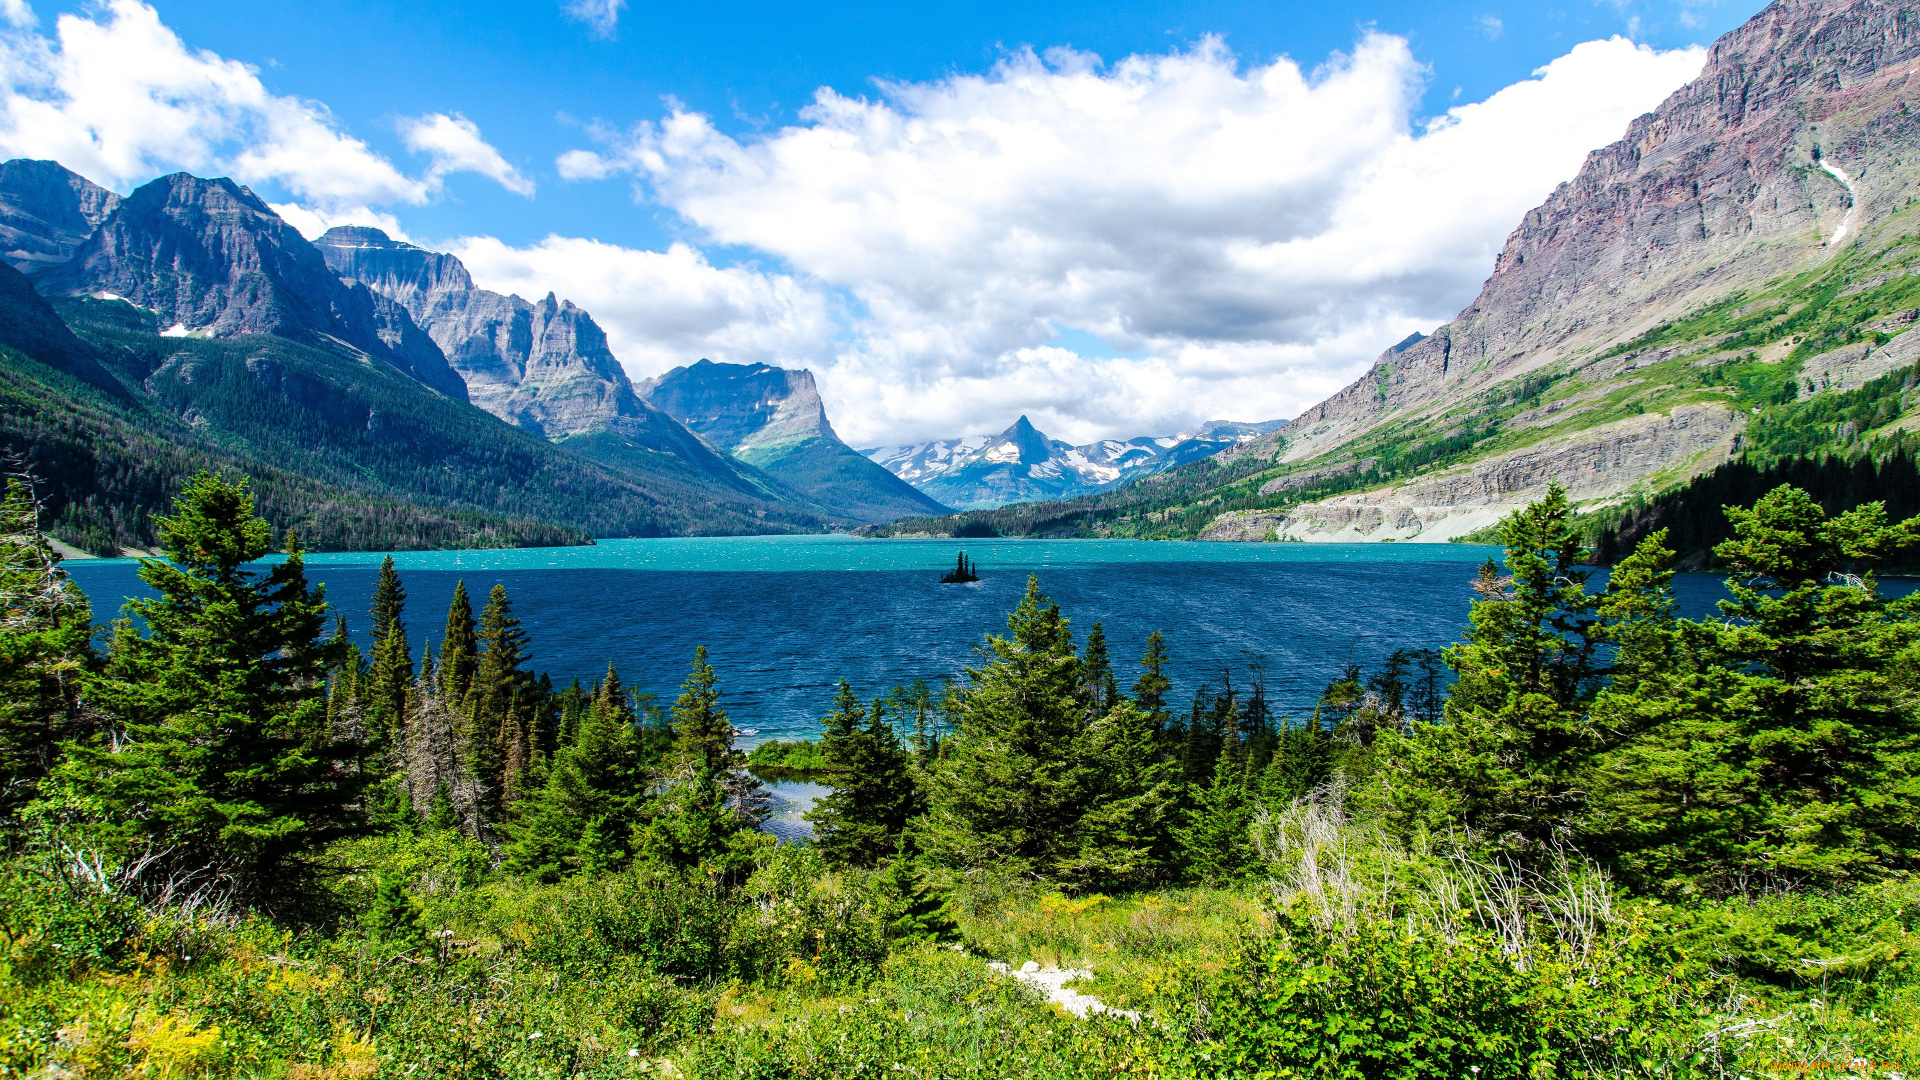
(62, 535, 1755, 744)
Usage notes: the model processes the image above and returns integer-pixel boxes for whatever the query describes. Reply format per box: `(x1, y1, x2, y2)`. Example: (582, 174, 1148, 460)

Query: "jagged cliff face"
(33, 174, 467, 399)
(0, 160, 120, 272)
(1209, 0, 1920, 540)
(314, 227, 750, 487)
(637, 358, 837, 453)
(640, 359, 950, 522)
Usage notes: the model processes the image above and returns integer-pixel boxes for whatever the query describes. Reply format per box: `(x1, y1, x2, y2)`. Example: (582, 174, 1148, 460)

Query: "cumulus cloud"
(558, 34, 1704, 445)
(0, 0, 527, 226)
(448, 235, 836, 376)
(400, 112, 535, 196)
(564, 0, 623, 38)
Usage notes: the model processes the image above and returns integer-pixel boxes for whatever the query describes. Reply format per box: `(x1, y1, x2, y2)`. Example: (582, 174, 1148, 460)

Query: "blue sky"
(2, 0, 1763, 443)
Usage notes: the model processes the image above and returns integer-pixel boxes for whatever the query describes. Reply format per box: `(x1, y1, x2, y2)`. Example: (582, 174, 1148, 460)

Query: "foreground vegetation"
(3, 469, 1918, 1076)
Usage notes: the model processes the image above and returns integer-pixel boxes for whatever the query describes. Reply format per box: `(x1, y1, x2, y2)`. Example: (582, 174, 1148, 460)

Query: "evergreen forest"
(3, 469, 1918, 1077)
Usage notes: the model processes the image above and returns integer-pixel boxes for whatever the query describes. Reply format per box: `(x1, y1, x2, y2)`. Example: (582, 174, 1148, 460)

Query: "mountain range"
(0, 163, 944, 553)
(878, 0, 1920, 542)
(864, 416, 1286, 510)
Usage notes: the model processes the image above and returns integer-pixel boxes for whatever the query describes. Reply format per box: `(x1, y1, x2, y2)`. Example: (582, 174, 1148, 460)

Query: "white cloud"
(564, 0, 623, 38)
(0, 0, 528, 219)
(1478, 15, 1504, 39)
(559, 34, 1704, 445)
(270, 201, 410, 242)
(447, 235, 835, 376)
(400, 112, 534, 197)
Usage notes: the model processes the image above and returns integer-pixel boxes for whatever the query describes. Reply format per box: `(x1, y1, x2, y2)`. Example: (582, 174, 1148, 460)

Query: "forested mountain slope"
(0, 164, 843, 551)
(881, 0, 1920, 541)
(312, 228, 783, 503)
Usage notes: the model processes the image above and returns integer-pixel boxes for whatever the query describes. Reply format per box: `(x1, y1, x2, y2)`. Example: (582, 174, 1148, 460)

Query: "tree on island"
(939, 552, 980, 583)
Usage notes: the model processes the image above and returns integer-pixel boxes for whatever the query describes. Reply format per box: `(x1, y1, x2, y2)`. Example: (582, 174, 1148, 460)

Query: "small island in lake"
(939, 552, 981, 583)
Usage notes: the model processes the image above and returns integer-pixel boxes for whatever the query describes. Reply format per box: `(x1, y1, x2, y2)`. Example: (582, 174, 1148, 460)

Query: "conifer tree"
(66, 473, 356, 905)
(366, 556, 412, 742)
(473, 584, 530, 815)
(1180, 745, 1257, 884)
(1057, 698, 1179, 891)
(1586, 489, 1920, 890)
(0, 476, 93, 821)
(1399, 484, 1606, 845)
(807, 680, 918, 868)
(1082, 622, 1117, 716)
(506, 663, 650, 881)
(438, 580, 477, 701)
(885, 840, 958, 944)
(636, 646, 768, 873)
(920, 576, 1090, 878)
(1260, 715, 1333, 807)
(1132, 630, 1173, 728)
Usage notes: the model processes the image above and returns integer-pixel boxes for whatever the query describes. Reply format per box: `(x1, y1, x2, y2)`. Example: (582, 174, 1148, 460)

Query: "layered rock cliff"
(33, 174, 467, 399)
(314, 226, 756, 493)
(639, 359, 949, 522)
(1201, 0, 1920, 540)
(0, 159, 120, 273)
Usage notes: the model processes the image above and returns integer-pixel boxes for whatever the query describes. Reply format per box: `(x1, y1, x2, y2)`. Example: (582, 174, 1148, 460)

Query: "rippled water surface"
(64, 535, 1749, 742)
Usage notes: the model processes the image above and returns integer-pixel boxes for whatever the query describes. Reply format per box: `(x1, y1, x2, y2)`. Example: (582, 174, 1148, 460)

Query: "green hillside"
(878, 222, 1920, 541)
(2, 294, 828, 554)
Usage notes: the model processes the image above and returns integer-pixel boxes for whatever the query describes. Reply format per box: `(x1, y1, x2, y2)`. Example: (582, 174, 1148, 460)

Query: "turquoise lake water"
(64, 535, 1749, 744)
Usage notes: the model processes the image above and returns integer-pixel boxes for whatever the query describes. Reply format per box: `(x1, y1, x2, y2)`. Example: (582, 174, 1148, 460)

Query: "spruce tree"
(438, 580, 477, 702)
(1057, 698, 1179, 891)
(67, 473, 357, 905)
(920, 576, 1090, 879)
(807, 680, 918, 868)
(1399, 484, 1605, 846)
(366, 556, 412, 742)
(0, 476, 93, 821)
(1260, 715, 1333, 807)
(506, 666, 649, 881)
(1132, 630, 1173, 728)
(472, 584, 530, 815)
(636, 646, 768, 873)
(1180, 745, 1257, 884)
(1082, 622, 1117, 716)
(1586, 489, 1920, 890)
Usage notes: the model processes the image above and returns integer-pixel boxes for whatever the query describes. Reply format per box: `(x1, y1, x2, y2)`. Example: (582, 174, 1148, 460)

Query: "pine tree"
(1057, 698, 1180, 891)
(920, 576, 1090, 879)
(1082, 622, 1117, 717)
(66, 473, 357, 906)
(0, 476, 93, 821)
(885, 840, 958, 944)
(807, 680, 918, 868)
(1180, 745, 1257, 884)
(1260, 715, 1333, 807)
(1397, 484, 1605, 846)
(1587, 489, 1920, 890)
(438, 580, 477, 702)
(472, 584, 530, 817)
(635, 647, 768, 873)
(506, 665, 650, 881)
(366, 556, 412, 743)
(1132, 630, 1173, 728)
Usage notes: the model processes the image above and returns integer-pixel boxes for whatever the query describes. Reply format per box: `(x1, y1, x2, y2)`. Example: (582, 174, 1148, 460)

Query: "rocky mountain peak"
(638, 358, 835, 453)
(37, 172, 466, 399)
(0, 159, 121, 272)
(999, 415, 1056, 466)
